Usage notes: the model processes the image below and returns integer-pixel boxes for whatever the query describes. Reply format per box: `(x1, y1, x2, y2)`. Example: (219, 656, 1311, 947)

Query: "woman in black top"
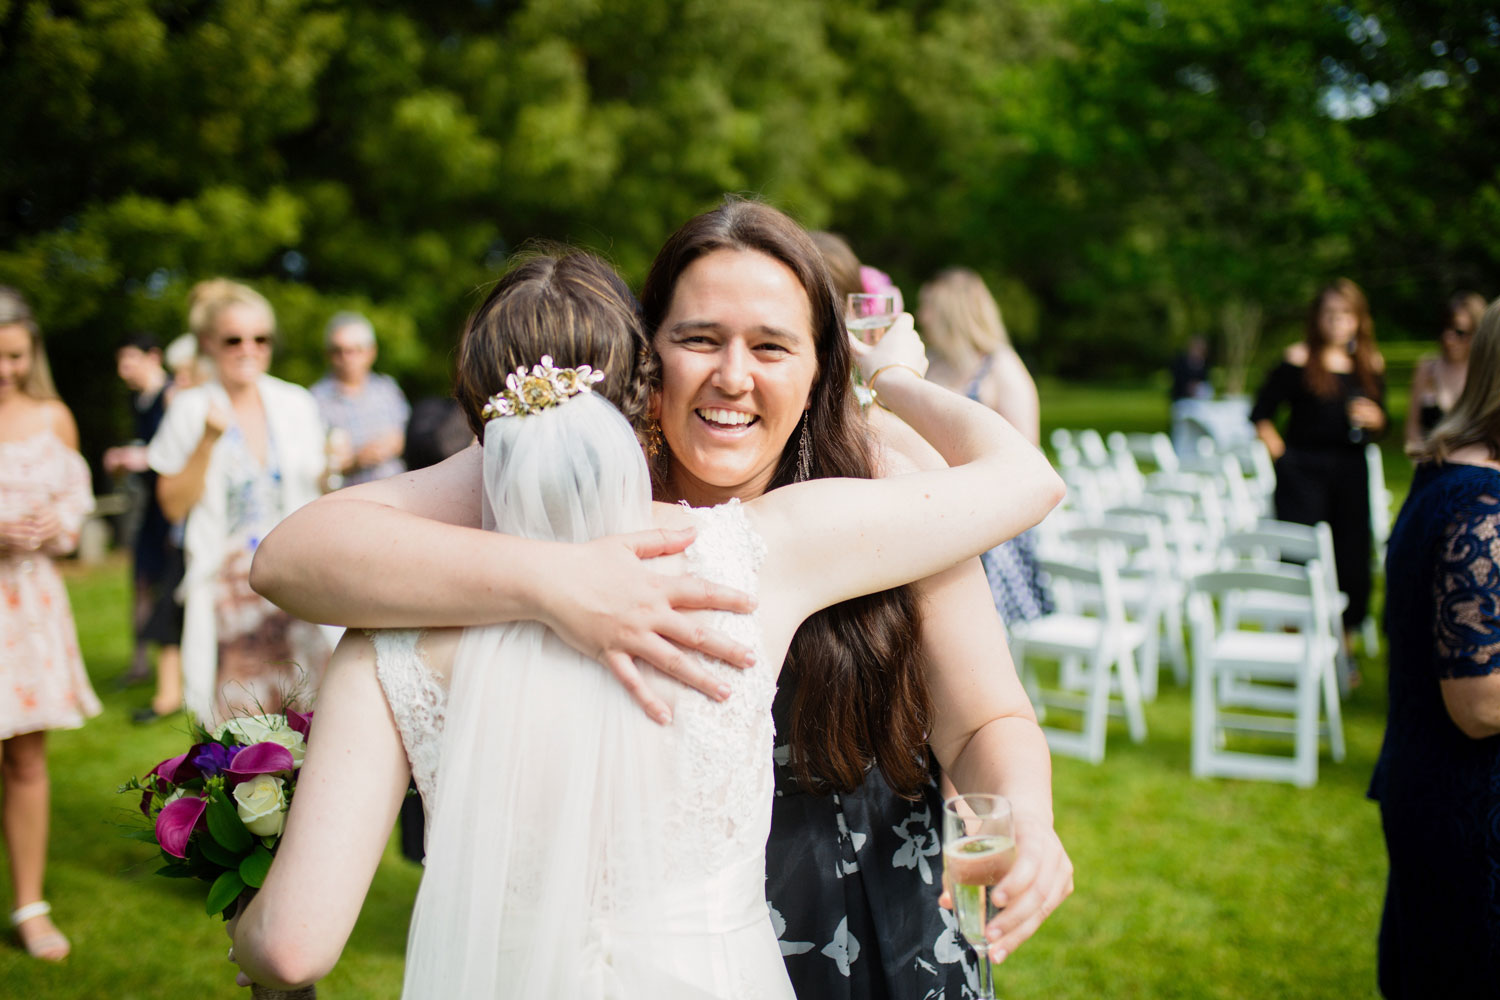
(1250, 278, 1386, 637)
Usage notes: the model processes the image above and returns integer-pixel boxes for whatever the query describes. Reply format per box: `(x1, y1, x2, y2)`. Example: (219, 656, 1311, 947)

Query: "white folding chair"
(1220, 519, 1354, 695)
(1010, 550, 1149, 763)
(1188, 562, 1346, 787)
(1364, 442, 1393, 654)
(1060, 519, 1178, 700)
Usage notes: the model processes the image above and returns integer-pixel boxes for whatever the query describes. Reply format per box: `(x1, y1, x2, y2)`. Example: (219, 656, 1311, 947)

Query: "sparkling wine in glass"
(943, 793, 1015, 1000)
(846, 292, 898, 345)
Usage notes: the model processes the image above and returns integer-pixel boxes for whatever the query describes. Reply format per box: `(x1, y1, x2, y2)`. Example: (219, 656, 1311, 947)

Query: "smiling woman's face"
(651, 248, 819, 506)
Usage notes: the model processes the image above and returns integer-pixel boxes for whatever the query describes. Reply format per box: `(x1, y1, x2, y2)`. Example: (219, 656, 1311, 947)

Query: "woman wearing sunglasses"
(147, 279, 332, 723)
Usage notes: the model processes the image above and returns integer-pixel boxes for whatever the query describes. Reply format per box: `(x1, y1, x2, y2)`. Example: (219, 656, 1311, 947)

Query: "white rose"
(232, 773, 288, 837)
(256, 726, 307, 766)
(215, 714, 283, 745)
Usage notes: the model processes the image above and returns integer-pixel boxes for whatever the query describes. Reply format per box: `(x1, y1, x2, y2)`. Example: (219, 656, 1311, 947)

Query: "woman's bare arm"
(232, 633, 410, 988)
(872, 418, 1071, 962)
(249, 445, 759, 721)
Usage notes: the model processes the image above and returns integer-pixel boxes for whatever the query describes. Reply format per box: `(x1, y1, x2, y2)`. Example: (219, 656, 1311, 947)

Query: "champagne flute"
(846, 292, 898, 346)
(943, 793, 1015, 999)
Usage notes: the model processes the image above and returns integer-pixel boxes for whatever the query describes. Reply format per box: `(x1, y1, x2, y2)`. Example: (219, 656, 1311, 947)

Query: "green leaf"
(206, 791, 253, 854)
(155, 865, 196, 879)
(239, 845, 273, 889)
(122, 829, 159, 844)
(198, 834, 243, 869)
(205, 869, 245, 917)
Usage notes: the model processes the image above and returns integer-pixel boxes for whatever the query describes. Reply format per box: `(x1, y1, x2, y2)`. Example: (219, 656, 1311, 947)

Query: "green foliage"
(1, 1, 1494, 467)
(206, 788, 253, 855)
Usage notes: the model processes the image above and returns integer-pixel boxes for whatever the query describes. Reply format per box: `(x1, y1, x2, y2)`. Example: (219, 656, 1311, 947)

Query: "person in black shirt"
(103, 333, 184, 720)
(1250, 279, 1386, 642)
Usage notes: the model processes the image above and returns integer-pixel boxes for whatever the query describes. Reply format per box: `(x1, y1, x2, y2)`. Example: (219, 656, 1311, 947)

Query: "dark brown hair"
(641, 199, 930, 798)
(456, 250, 656, 440)
(1302, 278, 1381, 398)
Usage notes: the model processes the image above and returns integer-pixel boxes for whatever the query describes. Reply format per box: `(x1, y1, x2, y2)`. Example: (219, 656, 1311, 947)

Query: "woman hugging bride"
(229, 240, 1061, 997)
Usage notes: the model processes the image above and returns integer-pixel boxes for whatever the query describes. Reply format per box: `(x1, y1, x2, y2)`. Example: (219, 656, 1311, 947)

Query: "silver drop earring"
(796, 411, 812, 482)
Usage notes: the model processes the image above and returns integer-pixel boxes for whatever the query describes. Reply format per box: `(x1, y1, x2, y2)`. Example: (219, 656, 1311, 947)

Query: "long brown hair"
(0, 286, 59, 400)
(1302, 278, 1380, 398)
(641, 199, 930, 798)
(455, 250, 655, 439)
(1412, 298, 1500, 464)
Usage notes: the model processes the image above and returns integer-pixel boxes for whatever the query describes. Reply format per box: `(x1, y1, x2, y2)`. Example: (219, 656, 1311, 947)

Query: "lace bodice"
(663, 501, 774, 880)
(369, 501, 773, 877)
(369, 629, 446, 821)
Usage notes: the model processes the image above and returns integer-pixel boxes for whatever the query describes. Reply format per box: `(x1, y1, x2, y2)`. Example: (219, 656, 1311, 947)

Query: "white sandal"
(11, 901, 69, 961)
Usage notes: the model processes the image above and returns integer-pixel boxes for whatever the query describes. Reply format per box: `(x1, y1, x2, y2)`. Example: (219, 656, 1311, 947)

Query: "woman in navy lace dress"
(1370, 297, 1500, 998)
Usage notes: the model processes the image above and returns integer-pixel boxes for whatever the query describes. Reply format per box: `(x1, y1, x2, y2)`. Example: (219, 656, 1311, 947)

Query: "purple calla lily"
(286, 709, 313, 740)
(224, 742, 295, 785)
(148, 752, 198, 785)
(155, 795, 208, 858)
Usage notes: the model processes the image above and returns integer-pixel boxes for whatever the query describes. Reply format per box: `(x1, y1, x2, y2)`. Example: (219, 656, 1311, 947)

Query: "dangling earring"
(796, 411, 813, 482)
(642, 418, 665, 462)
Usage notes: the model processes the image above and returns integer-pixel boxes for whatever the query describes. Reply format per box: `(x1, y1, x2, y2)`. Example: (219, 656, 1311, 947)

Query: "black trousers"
(1273, 446, 1372, 630)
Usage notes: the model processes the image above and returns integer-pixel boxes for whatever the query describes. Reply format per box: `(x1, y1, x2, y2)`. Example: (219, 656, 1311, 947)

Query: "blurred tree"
(1, 0, 1495, 470)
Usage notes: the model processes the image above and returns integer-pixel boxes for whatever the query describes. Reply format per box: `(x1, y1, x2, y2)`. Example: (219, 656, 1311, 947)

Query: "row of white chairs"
(1008, 429, 1387, 786)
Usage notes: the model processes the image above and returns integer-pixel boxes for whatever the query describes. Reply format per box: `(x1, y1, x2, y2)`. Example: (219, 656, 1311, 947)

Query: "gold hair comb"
(481, 355, 606, 420)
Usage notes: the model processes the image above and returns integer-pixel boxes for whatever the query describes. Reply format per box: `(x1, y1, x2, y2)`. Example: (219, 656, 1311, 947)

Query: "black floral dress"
(766, 683, 977, 999)
(1369, 462, 1500, 998)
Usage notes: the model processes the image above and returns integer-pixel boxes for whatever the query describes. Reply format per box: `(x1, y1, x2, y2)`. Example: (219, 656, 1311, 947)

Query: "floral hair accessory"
(482, 354, 607, 420)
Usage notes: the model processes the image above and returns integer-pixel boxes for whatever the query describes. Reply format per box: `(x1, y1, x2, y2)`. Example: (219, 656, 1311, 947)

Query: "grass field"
(2, 379, 1405, 998)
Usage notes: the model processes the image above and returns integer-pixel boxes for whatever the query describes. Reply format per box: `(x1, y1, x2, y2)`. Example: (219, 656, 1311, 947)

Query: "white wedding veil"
(402, 389, 684, 997)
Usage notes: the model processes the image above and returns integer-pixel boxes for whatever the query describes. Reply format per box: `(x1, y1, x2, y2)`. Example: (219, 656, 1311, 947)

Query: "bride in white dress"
(229, 250, 1060, 998)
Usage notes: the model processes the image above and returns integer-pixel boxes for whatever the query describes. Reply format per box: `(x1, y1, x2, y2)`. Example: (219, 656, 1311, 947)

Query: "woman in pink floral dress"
(0, 287, 100, 962)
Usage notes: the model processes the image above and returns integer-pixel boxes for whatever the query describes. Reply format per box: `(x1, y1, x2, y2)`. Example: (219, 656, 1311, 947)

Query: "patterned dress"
(964, 357, 1051, 625)
(767, 680, 978, 999)
(1369, 461, 1500, 997)
(210, 424, 329, 721)
(0, 430, 101, 739)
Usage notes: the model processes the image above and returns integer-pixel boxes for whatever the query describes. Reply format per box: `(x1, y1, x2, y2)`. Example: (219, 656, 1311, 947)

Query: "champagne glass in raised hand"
(943, 793, 1016, 1000)
(845, 292, 898, 346)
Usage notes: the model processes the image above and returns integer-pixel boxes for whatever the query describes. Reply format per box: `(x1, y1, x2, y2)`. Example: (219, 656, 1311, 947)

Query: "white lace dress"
(372, 502, 794, 999)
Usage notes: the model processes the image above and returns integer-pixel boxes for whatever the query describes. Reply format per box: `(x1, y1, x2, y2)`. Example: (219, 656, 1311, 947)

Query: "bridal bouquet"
(120, 710, 312, 918)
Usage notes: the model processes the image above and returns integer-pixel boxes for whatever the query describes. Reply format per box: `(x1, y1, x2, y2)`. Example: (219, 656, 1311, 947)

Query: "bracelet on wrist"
(867, 363, 924, 409)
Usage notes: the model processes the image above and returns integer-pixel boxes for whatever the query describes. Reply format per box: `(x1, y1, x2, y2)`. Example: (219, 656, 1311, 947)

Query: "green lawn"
(4, 379, 1407, 998)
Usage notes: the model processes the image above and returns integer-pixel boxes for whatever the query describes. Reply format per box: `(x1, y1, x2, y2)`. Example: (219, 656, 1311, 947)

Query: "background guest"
(0, 286, 100, 962)
(148, 279, 331, 723)
(1251, 278, 1386, 645)
(103, 334, 184, 722)
(1405, 291, 1488, 450)
(1370, 299, 1500, 998)
(919, 266, 1050, 625)
(1169, 334, 1213, 402)
(310, 312, 410, 487)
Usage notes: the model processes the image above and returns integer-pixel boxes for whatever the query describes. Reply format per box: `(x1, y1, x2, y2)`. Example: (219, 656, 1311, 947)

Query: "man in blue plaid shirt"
(310, 312, 410, 486)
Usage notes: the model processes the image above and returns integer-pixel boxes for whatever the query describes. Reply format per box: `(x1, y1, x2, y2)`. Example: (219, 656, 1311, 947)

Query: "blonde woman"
(919, 267, 1049, 624)
(147, 280, 331, 723)
(1405, 291, 1487, 449)
(0, 287, 99, 961)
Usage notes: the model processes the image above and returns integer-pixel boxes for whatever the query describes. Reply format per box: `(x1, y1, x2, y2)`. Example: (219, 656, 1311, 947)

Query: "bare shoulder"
(339, 442, 482, 526)
(1283, 342, 1309, 365)
(1371, 351, 1387, 375)
(46, 399, 79, 449)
